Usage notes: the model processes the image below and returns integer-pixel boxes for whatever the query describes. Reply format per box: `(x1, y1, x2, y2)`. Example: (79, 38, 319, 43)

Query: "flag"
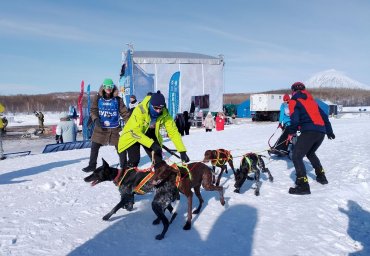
(168, 71, 180, 119)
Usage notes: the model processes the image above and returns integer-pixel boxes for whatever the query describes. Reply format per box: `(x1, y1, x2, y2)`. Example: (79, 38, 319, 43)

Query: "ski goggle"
(103, 84, 114, 90)
(153, 106, 164, 111)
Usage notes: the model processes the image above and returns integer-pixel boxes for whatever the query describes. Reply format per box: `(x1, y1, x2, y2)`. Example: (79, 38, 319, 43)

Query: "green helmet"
(102, 78, 114, 89)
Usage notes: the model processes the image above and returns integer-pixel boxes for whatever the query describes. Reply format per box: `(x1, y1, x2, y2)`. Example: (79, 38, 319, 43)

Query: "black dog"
(234, 153, 273, 196)
(84, 158, 178, 240)
(203, 149, 236, 186)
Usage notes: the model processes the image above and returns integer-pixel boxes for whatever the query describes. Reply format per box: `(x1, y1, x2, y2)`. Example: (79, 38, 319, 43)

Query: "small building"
(119, 49, 225, 115)
(316, 99, 338, 116)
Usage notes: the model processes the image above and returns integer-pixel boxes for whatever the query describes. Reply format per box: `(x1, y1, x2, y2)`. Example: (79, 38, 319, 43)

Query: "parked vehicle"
(250, 94, 284, 121)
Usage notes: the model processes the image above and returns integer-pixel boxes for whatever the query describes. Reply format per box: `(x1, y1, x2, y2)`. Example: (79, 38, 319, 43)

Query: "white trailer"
(250, 93, 284, 121)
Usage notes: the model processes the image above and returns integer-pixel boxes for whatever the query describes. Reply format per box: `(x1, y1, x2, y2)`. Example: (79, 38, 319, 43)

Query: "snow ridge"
(306, 69, 370, 90)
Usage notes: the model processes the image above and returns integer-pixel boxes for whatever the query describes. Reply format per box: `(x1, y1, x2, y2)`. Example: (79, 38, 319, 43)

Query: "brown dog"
(203, 149, 236, 186)
(154, 161, 225, 230)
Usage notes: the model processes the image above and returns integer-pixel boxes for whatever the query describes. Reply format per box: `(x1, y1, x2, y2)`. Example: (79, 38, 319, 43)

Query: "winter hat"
(150, 91, 166, 107)
(102, 78, 114, 89)
(291, 82, 306, 91)
(283, 94, 290, 102)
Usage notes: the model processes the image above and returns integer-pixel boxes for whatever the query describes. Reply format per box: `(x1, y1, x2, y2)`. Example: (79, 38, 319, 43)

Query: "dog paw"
(183, 221, 191, 230)
(102, 214, 111, 221)
(255, 190, 260, 196)
(152, 218, 161, 225)
(155, 234, 164, 240)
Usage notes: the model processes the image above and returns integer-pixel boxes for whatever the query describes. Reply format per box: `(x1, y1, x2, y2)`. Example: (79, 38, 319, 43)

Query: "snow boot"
(289, 176, 311, 195)
(315, 168, 328, 185)
(82, 165, 96, 173)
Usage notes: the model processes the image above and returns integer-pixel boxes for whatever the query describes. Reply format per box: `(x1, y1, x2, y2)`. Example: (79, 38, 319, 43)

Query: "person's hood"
(98, 85, 119, 98)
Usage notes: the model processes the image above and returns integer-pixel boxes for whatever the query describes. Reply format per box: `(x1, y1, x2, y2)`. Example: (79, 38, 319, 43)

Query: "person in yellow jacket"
(117, 91, 189, 211)
(0, 103, 5, 160)
(118, 91, 190, 167)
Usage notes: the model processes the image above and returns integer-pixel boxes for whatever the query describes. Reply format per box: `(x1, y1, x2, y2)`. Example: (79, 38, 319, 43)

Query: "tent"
(119, 50, 225, 113)
(236, 99, 252, 118)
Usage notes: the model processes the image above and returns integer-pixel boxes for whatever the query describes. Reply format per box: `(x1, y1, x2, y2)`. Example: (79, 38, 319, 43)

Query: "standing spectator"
(55, 112, 78, 143)
(269, 94, 291, 156)
(1, 117, 8, 133)
(0, 103, 5, 160)
(175, 113, 185, 136)
(287, 82, 335, 195)
(204, 112, 215, 132)
(34, 111, 45, 133)
(215, 112, 225, 131)
(82, 78, 130, 173)
(129, 95, 138, 113)
(183, 111, 191, 135)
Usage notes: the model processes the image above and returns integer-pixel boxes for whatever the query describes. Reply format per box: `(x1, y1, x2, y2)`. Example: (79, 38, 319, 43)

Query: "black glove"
(151, 142, 162, 154)
(327, 132, 335, 140)
(55, 135, 60, 143)
(180, 152, 190, 163)
(94, 118, 101, 128)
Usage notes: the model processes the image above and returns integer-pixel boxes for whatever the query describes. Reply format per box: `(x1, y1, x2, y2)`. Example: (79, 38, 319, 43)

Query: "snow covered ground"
(1, 114, 370, 256)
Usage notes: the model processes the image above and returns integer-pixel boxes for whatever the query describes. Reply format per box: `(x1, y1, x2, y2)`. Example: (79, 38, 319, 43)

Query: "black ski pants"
(88, 141, 127, 169)
(292, 131, 325, 178)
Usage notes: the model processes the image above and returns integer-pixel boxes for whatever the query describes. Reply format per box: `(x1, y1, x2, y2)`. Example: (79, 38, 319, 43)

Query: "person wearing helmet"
(287, 82, 335, 195)
(269, 93, 291, 156)
(82, 78, 130, 173)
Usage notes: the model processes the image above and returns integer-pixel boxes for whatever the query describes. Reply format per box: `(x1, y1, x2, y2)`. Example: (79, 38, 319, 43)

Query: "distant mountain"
(306, 69, 370, 90)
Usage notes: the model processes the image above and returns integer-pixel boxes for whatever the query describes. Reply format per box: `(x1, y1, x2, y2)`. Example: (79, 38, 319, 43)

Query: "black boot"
(82, 165, 96, 172)
(315, 168, 328, 185)
(289, 176, 311, 195)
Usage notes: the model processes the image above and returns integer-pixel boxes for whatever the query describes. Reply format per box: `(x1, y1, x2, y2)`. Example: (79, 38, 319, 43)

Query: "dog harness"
(117, 167, 155, 195)
(211, 149, 232, 166)
(171, 163, 192, 188)
(241, 153, 260, 173)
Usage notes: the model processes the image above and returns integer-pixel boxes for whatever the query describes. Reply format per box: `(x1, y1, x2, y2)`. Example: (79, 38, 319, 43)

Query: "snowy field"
(1, 114, 370, 256)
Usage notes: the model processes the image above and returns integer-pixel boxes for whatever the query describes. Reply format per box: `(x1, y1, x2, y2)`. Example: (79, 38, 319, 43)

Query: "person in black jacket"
(183, 111, 191, 135)
(287, 82, 335, 195)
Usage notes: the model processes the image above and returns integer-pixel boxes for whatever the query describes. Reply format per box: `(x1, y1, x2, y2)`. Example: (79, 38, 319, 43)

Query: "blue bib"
(98, 97, 120, 128)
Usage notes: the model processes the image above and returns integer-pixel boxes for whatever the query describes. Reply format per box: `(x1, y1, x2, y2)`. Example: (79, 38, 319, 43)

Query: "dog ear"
(102, 158, 109, 167)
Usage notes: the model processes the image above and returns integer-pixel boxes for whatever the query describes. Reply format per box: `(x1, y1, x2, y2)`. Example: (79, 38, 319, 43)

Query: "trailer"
(250, 93, 284, 121)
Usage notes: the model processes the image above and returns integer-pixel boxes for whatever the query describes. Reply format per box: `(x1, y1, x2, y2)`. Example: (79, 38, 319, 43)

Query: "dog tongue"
(91, 180, 99, 186)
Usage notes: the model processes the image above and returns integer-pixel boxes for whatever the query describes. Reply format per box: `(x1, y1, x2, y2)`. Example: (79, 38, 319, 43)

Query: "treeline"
(1, 87, 369, 113)
(0, 92, 96, 113)
(224, 87, 370, 106)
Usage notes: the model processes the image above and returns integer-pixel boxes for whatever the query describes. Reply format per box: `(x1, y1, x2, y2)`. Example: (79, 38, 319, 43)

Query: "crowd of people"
(0, 80, 336, 196)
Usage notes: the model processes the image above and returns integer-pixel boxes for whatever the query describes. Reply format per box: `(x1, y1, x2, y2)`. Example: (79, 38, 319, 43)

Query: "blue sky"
(1, 0, 370, 95)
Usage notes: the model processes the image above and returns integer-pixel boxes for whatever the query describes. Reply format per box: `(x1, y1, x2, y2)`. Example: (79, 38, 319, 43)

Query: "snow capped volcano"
(306, 69, 370, 90)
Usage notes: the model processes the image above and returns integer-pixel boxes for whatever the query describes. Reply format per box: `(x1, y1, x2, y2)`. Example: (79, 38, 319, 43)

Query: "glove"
(94, 118, 101, 128)
(55, 135, 60, 143)
(286, 134, 294, 145)
(151, 142, 162, 154)
(327, 132, 335, 140)
(180, 152, 190, 163)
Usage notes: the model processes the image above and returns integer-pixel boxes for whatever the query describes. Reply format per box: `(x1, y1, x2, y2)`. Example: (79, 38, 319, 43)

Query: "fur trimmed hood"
(98, 85, 120, 98)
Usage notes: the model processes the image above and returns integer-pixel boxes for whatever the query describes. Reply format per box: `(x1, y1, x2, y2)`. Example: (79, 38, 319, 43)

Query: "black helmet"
(291, 82, 306, 91)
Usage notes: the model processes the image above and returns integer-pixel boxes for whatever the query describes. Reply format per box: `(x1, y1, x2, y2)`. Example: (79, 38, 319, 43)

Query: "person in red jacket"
(215, 112, 225, 131)
(287, 82, 335, 195)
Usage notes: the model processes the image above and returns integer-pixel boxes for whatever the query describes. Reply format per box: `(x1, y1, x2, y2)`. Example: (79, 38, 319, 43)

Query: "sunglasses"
(153, 106, 163, 111)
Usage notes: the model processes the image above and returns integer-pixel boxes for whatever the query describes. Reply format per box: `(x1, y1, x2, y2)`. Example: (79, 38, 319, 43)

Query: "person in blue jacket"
(287, 82, 335, 195)
(269, 94, 291, 155)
